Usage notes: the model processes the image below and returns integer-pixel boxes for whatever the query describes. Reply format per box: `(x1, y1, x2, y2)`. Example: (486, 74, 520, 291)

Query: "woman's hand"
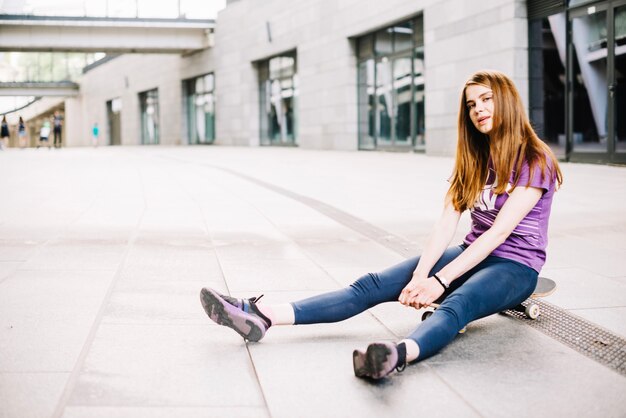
(399, 276, 445, 309)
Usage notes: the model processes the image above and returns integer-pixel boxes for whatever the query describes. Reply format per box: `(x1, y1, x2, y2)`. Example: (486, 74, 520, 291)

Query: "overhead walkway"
(0, 81, 79, 96)
(0, 14, 215, 53)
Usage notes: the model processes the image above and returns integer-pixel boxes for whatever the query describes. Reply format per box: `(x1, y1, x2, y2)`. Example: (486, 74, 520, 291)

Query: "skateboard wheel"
(525, 304, 540, 320)
(421, 310, 434, 321)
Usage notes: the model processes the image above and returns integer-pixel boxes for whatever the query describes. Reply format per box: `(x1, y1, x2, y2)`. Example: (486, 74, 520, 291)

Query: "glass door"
(569, 1, 626, 163)
(569, 5, 609, 158)
(613, 2, 626, 161)
(393, 56, 413, 148)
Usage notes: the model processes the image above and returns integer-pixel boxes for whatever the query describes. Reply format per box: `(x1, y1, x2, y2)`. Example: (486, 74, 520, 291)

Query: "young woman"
(199, 70, 563, 380)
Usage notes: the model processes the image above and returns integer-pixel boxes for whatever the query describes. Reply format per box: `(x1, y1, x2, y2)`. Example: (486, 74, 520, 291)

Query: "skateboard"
(509, 276, 556, 319)
(419, 277, 556, 333)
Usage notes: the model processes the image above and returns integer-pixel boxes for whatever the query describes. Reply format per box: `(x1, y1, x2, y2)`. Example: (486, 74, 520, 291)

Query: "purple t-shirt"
(463, 158, 556, 272)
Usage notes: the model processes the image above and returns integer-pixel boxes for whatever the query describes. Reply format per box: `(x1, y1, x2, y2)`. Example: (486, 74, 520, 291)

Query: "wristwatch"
(433, 273, 450, 289)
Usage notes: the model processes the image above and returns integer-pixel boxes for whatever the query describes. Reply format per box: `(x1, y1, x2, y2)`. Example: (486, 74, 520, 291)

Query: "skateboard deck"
(530, 276, 556, 298)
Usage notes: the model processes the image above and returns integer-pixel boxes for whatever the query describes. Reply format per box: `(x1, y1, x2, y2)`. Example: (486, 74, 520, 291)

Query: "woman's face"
(465, 84, 494, 134)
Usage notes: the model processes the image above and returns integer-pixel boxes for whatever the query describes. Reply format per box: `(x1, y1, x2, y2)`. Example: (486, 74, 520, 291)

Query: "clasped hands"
(398, 274, 445, 309)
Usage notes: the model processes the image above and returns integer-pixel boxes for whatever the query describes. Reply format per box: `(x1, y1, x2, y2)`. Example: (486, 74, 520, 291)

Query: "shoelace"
(395, 342, 407, 372)
(243, 294, 272, 327)
(248, 294, 265, 304)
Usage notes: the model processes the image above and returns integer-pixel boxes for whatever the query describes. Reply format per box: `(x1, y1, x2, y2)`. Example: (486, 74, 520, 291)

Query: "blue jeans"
(291, 246, 538, 361)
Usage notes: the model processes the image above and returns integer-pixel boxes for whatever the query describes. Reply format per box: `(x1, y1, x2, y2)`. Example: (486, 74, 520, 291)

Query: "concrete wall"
(74, 54, 184, 147)
(52, 0, 529, 155)
(424, 0, 528, 156)
(213, 0, 528, 154)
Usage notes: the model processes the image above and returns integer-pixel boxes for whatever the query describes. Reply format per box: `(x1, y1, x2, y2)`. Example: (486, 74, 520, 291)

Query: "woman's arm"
(398, 196, 461, 305)
(401, 185, 543, 308)
(435, 186, 542, 284)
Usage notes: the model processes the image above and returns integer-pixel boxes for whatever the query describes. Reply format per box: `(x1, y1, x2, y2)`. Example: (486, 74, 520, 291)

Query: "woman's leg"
(292, 246, 465, 324)
(200, 246, 466, 341)
(354, 257, 538, 379)
(407, 257, 538, 361)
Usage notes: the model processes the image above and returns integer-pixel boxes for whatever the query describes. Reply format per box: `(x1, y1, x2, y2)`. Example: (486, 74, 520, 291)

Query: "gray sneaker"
(352, 341, 407, 379)
(200, 287, 272, 342)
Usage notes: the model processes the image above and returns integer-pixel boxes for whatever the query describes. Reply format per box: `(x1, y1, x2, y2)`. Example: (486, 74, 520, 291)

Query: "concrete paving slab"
(102, 280, 225, 326)
(0, 372, 69, 418)
(2, 147, 626, 418)
(219, 258, 340, 293)
(0, 261, 20, 284)
(62, 406, 269, 418)
(68, 324, 264, 408)
(296, 240, 405, 274)
(21, 239, 126, 271)
(540, 267, 626, 309)
(215, 242, 310, 262)
(0, 240, 42, 262)
(250, 339, 480, 418)
(546, 235, 626, 278)
(120, 245, 222, 282)
(430, 350, 626, 418)
(0, 270, 114, 372)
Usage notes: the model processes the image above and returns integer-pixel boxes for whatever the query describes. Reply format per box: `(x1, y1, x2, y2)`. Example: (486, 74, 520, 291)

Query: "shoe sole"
(352, 342, 395, 380)
(200, 287, 266, 342)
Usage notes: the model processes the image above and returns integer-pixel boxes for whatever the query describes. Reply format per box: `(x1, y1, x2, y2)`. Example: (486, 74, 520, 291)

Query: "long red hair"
(447, 70, 563, 212)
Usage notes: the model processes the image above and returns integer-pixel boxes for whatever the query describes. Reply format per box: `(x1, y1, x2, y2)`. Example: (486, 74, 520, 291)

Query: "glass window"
(413, 47, 425, 150)
(357, 59, 375, 149)
(393, 56, 412, 143)
(571, 9, 608, 152)
(107, 98, 122, 146)
(358, 34, 374, 60)
(375, 28, 393, 55)
(186, 73, 216, 145)
(259, 52, 297, 145)
(139, 89, 159, 145)
(528, 13, 566, 158)
(356, 15, 424, 150)
(376, 58, 392, 144)
(615, 5, 626, 153)
(392, 21, 413, 53)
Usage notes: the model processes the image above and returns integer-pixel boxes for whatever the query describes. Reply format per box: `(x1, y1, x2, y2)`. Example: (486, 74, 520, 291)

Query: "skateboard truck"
(511, 277, 556, 320)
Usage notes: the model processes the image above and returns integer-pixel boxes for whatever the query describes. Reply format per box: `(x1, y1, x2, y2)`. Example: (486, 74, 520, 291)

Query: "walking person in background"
(92, 122, 99, 147)
(37, 120, 51, 149)
(199, 69, 563, 380)
(17, 116, 27, 149)
(53, 111, 63, 148)
(0, 115, 9, 150)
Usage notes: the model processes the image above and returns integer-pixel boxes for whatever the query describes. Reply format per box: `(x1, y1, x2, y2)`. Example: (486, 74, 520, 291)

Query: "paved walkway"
(1, 146, 625, 418)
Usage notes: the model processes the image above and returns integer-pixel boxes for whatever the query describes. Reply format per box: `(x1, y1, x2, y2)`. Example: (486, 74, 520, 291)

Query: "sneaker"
(199, 287, 272, 342)
(352, 341, 407, 380)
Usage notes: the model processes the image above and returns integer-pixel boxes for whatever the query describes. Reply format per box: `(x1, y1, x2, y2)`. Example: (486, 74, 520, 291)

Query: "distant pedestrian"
(53, 111, 63, 148)
(0, 115, 9, 150)
(200, 70, 564, 380)
(37, 121, 51, 149)
(92, 123, 99, 147)
(17, 117, 27, 148)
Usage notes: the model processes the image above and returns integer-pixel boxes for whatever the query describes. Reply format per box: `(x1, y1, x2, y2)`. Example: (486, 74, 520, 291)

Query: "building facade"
(36, 0, 624, 164)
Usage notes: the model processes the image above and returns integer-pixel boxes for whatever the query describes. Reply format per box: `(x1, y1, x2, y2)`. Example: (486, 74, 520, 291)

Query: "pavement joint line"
(424, 363, 486, 418)
(50, 167, 148, 418)
(159, 154, 626, 377)
(161, 157, 274, 417)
